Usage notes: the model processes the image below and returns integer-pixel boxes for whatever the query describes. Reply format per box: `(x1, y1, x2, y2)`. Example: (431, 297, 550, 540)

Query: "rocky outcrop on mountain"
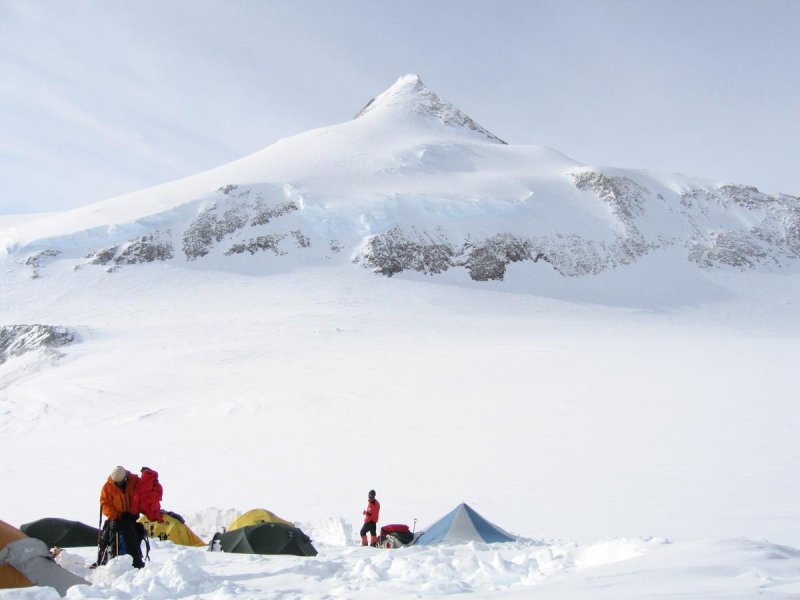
(24, 250, 60, 279)
(572, 171, 647, 224)
(0, 325, 78, 365)
(688, 231, 770, 269)
(361, 227, 455, 277)
(358, 227, 653, 281)
(680, 185, 800, 269)
(462, 234, 541, 281)
(225, 234, 287, 256)
(182, 188, 299, 260)
(87, 231, 173, 270)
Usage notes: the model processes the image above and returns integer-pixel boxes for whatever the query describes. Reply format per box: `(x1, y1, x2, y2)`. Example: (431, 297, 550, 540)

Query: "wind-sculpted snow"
(0, 324, 78, 365)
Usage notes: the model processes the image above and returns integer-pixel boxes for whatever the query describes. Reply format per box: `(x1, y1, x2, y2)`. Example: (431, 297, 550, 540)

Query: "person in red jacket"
(98, 466, 144, 568)
(360, 489, 380, 546)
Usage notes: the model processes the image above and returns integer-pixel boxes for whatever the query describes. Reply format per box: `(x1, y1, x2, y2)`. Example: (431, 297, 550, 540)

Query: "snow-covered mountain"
(2, 74, 798, 284)
(2, 76, 799, 600)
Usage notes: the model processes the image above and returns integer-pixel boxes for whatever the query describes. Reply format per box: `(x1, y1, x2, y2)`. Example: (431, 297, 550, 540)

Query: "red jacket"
(364, 498, 380, 523)
(100, 474, 140, 520)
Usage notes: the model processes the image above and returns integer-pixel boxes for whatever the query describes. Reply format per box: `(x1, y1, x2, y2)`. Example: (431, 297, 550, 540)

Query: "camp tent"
(20, 518, 99, 548)
(414, 503, 517, 545)
(139, 511, 205, 547)
(212, 523, 317, 556)
(0, 519, 88, 596)
(227, 508, 293, 530)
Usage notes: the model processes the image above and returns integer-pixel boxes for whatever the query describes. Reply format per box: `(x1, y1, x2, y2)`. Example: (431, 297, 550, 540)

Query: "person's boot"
(361, 535, 368, 546)
(369, 535, 378, 547)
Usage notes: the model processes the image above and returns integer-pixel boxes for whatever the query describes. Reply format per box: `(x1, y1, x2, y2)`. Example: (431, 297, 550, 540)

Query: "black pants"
(101, 513, 144, 568)
(360, 521, 377, 538)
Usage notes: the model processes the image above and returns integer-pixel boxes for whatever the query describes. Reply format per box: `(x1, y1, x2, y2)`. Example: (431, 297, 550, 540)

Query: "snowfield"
(1, 75, 799, 598)
(1, 263, 798, 598)
(7, 534, 800, 599)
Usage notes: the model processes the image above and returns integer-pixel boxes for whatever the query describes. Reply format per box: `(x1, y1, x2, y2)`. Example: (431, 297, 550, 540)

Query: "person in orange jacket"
(360, 489, 380, 546)
(98, 466, 144, 568)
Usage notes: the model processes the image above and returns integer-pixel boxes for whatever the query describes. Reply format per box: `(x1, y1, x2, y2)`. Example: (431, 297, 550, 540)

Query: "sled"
(376, 524, 414, 548)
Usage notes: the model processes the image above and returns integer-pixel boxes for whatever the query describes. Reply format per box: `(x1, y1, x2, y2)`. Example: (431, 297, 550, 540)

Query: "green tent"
(20, 518, 99, 548)
(212, 523, 317, 556)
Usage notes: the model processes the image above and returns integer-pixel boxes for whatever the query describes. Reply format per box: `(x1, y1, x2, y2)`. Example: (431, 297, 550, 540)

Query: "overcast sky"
(1, 0, 798, 213)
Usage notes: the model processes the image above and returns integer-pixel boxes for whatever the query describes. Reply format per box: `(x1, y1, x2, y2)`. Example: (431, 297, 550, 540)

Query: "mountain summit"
(1, 75, 798, 286)
(354, 74, 507, 144)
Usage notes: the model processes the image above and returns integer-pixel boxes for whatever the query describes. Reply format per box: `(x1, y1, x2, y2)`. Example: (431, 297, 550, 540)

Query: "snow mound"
(297, 516, 356, 546)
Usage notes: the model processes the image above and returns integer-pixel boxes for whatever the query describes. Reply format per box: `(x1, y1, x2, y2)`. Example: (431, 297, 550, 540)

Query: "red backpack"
(133, 467, 163, 522)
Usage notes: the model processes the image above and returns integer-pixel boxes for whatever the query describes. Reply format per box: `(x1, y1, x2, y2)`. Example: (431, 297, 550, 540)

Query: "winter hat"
(368, 489, 376, 498)
(111, 466, 127, 483)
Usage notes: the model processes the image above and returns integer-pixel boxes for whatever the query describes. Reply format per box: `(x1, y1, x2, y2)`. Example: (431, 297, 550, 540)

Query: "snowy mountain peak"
(354, 74, 507, 144)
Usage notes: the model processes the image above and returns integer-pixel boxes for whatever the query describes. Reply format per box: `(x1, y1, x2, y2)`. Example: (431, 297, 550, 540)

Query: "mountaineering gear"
(360, 521, 377, 546)
(19, 518, 99, 548)
(97, 466, 163, 569)
(361, 492, 380, 546)
(363, 496, 380, 523)
(93, 514, 147, 569)
(414, 503, 517, 545)
(209, 523, 317, 556)
(377, 524, 415, 548)
(100, 472, 140, 521)
(1, 519, 88, 595)
(133, 467, 163, 523)
(139, 511, 205, 547)
(363, 500, 380, 523)
(227, 509, 293, 530)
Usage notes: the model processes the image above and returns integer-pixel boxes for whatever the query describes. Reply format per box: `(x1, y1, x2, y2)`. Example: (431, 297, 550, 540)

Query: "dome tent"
(211, 522, 317, 556)
(138, 511, 205, 547)
(20, 518, 99, 548)
(0, 519, 88, 596)
(414, 503, 517, 545)
(227, 508, 293, 530)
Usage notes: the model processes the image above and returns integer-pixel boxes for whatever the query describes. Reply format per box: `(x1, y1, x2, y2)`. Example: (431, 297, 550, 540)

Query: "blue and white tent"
(414, 503, 517, 545)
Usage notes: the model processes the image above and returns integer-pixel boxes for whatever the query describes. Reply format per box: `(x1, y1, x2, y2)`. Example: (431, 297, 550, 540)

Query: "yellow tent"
(228, 509, 293, 531)
(138, 512, 205, 547)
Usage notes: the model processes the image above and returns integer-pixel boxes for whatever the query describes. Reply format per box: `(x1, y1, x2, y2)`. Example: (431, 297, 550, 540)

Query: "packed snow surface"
(6, 535, 800, 600)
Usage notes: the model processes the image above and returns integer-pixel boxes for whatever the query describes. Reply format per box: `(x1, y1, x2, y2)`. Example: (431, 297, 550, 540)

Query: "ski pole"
(96, 506, 103, 563)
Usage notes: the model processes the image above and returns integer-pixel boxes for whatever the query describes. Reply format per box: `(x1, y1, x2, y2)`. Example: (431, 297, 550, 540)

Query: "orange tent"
(0, 518, 87, 596)
(0, 519, 32, 591)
